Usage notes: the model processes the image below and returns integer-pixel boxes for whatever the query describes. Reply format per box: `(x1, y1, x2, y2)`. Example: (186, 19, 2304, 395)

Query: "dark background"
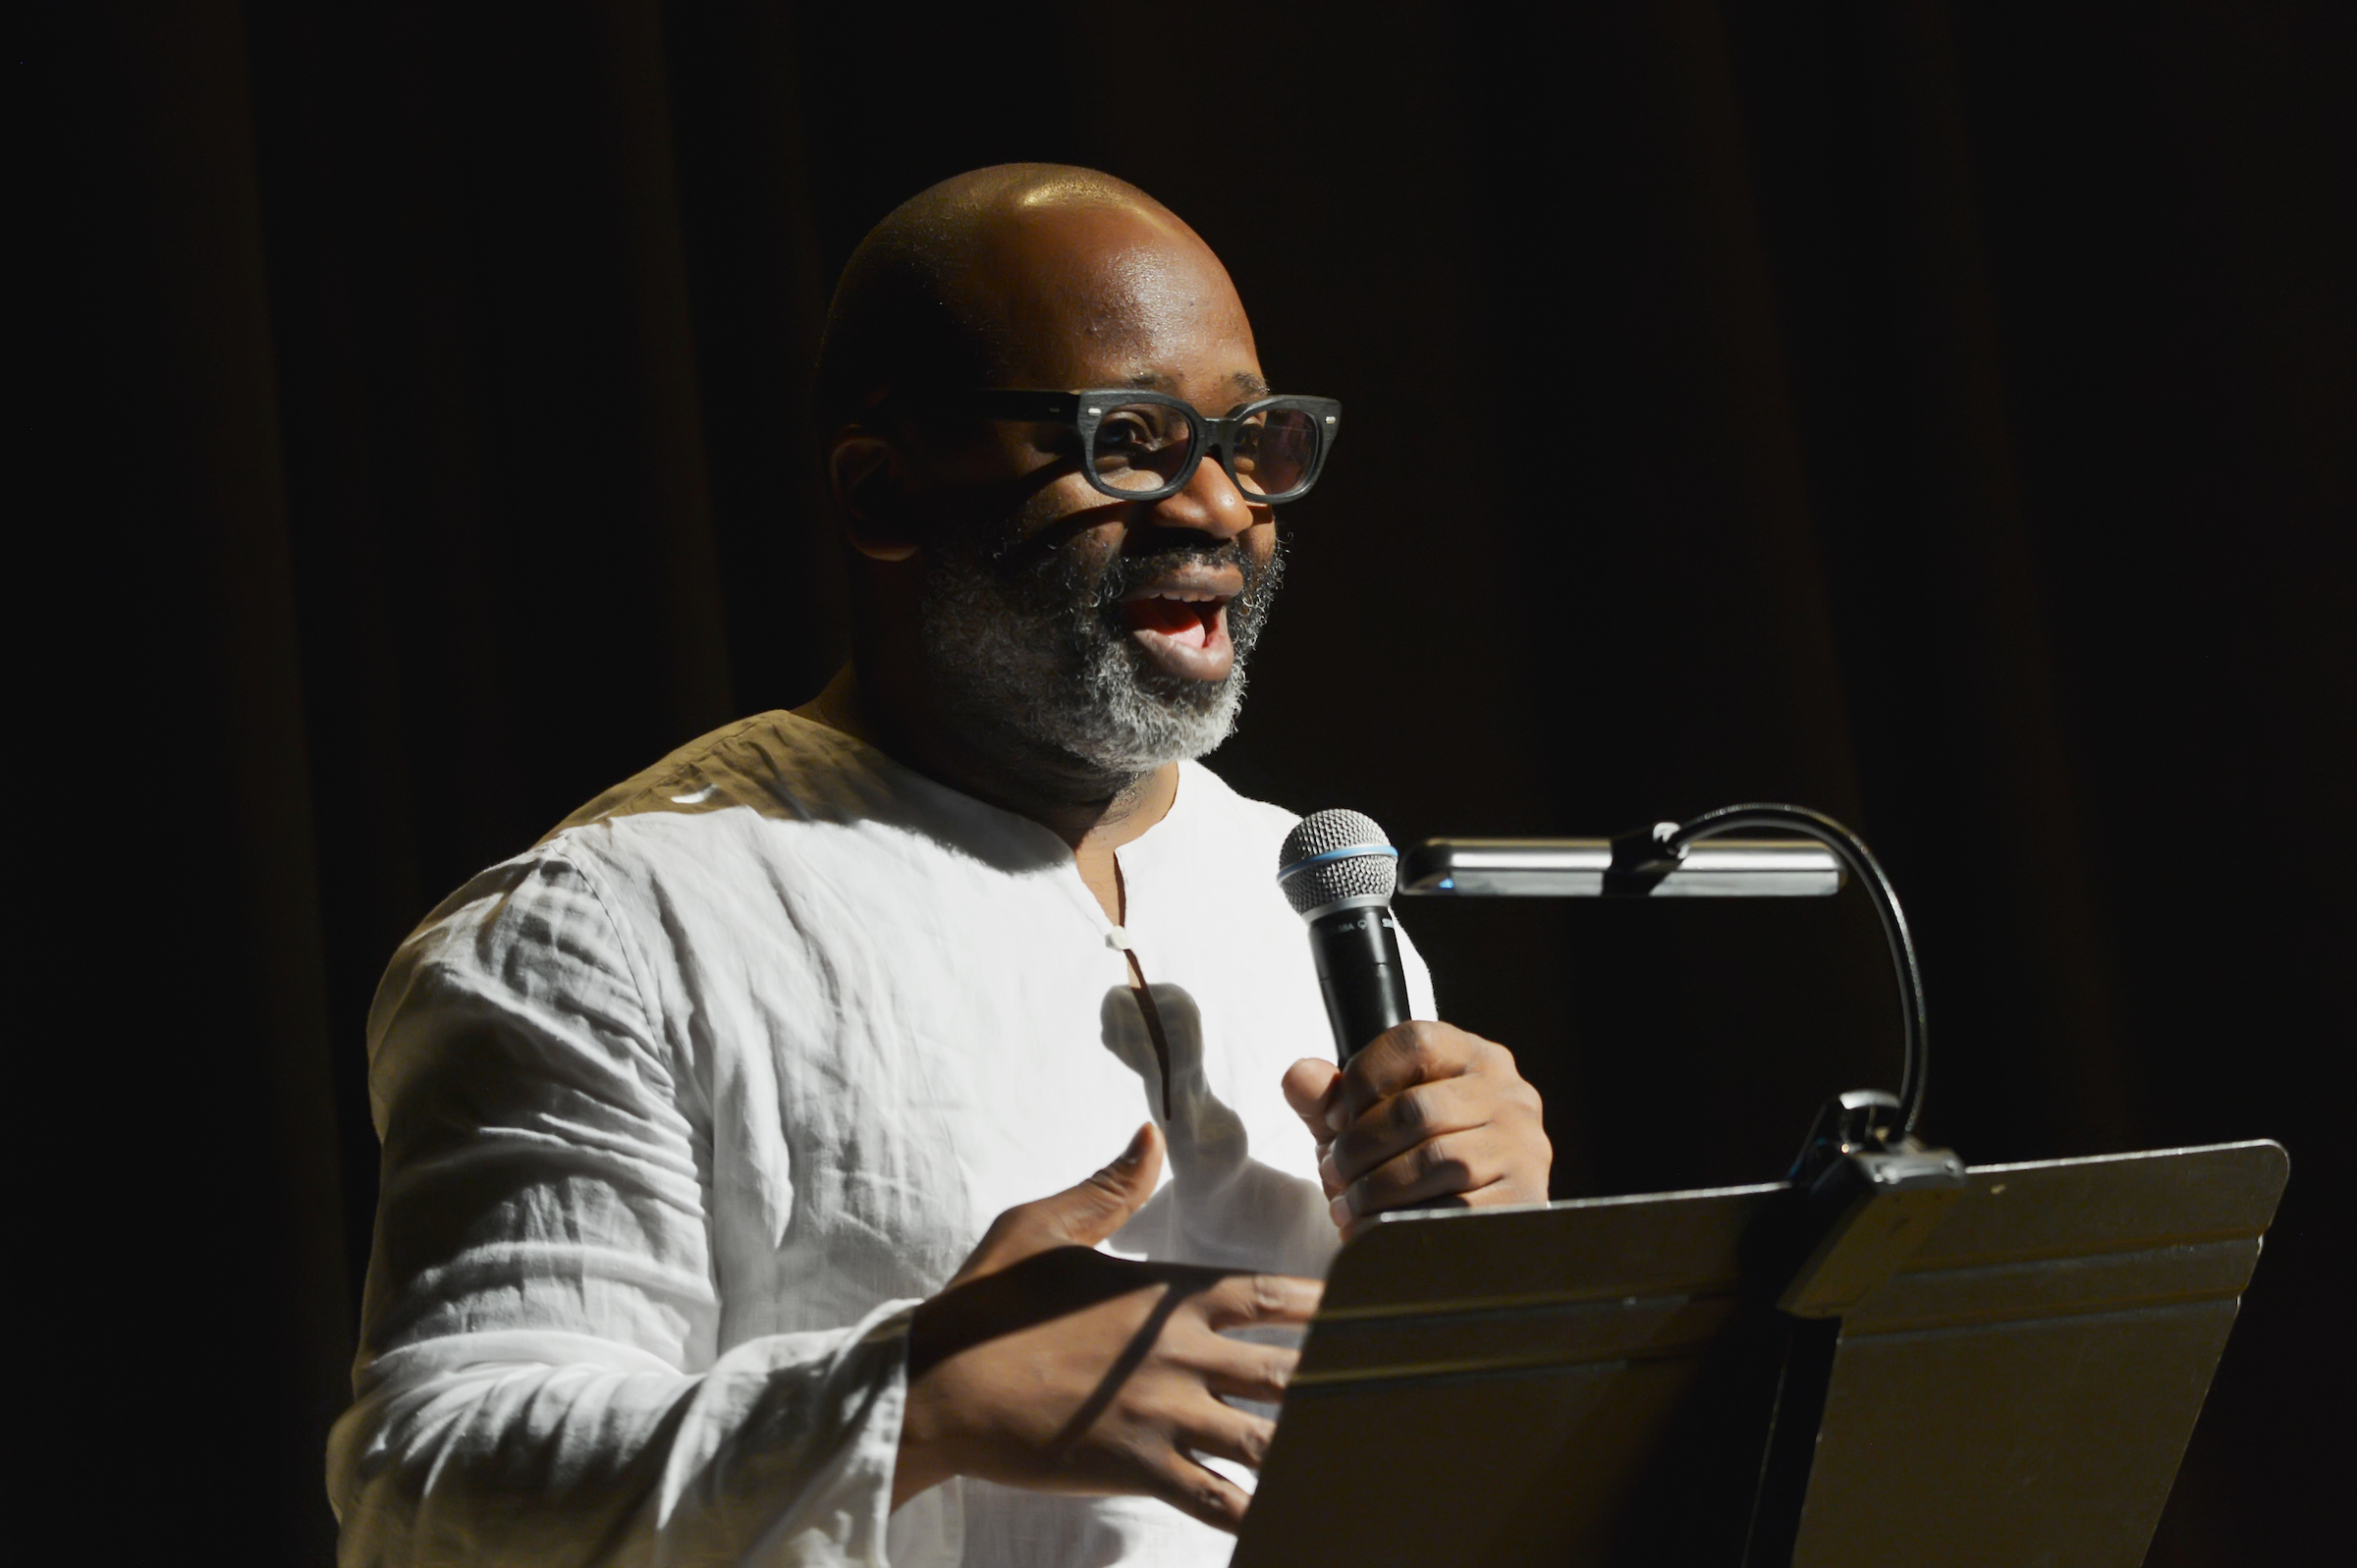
(38, 3, 2349, 1562)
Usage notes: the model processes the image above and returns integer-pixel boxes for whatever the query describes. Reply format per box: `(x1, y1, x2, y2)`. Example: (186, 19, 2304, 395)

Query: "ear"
(826, 428, 921, 564)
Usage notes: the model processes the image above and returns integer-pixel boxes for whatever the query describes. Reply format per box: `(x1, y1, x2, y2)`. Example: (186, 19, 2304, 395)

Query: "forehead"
(969, 202, 1263, 395)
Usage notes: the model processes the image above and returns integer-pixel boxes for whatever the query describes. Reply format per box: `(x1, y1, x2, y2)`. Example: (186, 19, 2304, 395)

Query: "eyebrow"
(1116, 369, 1274, 398)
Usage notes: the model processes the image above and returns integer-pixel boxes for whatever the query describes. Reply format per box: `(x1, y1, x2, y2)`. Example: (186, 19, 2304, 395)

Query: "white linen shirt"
(328, 709, 1434, 1567)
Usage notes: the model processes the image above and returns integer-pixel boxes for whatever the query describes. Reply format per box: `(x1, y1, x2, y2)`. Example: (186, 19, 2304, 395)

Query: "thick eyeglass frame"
(894, 388, 1343, 505)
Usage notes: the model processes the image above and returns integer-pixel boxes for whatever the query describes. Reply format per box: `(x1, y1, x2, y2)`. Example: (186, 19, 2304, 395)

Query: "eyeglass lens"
(1088, 404, 1198, 493)
(1087, 403, 1320, 498)
(1231, 407, 1318, 497)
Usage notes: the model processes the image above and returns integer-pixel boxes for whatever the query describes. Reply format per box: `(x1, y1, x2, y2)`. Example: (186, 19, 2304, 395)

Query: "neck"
(795, 663, 1180, 859)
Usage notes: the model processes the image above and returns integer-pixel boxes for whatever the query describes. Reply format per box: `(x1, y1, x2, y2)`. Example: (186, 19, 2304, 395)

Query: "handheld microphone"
(1278, 809, 1412, 1063)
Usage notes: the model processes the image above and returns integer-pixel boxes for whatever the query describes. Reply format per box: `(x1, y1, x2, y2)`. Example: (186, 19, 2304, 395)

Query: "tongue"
(1125, 598, 1212, 649)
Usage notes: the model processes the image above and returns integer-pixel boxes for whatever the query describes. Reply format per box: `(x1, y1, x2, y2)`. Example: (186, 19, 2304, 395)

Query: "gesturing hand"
(1282, 1021, 1552, 1240)
(895, 1123, 1321, 1531)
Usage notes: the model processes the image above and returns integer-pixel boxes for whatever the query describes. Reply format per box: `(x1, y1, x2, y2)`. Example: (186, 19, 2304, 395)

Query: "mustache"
(1096, 538, 1288, 641)
(960, 522, 1289, 663)
(1101, 540, 1255, 599)
(988, 531, 1272, 604)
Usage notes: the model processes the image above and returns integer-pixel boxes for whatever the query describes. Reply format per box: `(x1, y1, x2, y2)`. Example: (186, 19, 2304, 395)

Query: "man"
(330, 164, 1551, 1567)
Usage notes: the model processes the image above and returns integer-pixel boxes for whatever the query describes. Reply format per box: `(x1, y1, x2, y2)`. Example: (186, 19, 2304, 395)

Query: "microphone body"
(1306, 904, 1411, 1064)
(1279, 809, 1413, 1063)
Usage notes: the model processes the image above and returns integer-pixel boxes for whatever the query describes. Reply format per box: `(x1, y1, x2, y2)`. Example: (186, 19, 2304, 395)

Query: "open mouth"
(1120, 587, 1236, 680)
(1123, 593, 1223, 649)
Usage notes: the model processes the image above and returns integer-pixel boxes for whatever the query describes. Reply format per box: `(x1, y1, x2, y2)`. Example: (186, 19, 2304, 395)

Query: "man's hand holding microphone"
(898, 809, 1551, 1529)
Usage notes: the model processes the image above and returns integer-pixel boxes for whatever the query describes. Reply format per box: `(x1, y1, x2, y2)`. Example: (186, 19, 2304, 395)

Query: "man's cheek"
(1019, 474, 1125, 538)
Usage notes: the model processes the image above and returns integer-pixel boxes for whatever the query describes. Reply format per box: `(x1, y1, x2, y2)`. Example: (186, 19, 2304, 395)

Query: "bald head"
(813, 165, 1258, 429)
(805, 166, 1290, 814)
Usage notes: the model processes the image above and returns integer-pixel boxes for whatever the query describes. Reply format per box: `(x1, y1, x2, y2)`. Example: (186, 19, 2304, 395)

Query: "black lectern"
(1233, 1140, 2286, 1568)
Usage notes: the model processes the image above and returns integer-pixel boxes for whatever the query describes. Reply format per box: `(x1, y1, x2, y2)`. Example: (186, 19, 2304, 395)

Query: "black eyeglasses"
(897, 389, 1342, 505)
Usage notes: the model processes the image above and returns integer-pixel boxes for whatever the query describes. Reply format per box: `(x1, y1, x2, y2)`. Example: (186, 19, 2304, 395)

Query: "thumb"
(1282, 1057, 1345, 1144)
(1032, 1122, 1165, 1249)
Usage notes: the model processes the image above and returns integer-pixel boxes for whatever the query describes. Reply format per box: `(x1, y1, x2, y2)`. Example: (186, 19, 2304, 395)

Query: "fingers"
(1325, 1075, 1544, 1188)
(1188, 1334, 1300, 1406)
(1335, 1127, 1536, 1220)
(1136, 1395, 1278, 1534)
(1337, 1021, 1489, 1121)
(1319, 1024, 1551, 1230)
(1201, 1271, 1322, 1330)
(1178, 1401, 1278, 1474)
(1141, 1448, 1254, 1534)
(1323, 1076, 1486, 1186)
(1280, 1056, 1344, 1142)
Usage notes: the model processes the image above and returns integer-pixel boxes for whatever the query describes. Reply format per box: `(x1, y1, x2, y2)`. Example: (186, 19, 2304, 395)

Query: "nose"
(1146, 445, 1262, 541)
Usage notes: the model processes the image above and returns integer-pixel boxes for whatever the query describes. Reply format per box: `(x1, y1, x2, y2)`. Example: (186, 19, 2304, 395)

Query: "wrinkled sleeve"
(327, 852, 925, 1567)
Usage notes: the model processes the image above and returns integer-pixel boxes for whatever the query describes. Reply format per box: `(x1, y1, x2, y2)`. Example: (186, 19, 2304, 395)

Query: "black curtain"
(43, 4, 2350, 1561)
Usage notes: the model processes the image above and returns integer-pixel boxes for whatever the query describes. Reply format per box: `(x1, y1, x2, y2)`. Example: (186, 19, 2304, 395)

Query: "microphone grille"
(1278, 808, 1398, 916)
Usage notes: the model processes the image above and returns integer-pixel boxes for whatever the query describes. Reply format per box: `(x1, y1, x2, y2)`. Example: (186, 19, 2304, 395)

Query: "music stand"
(1232, 1139, 2286, 1568)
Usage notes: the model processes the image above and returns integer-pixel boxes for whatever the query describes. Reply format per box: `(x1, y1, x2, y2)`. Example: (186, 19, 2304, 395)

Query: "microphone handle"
(1308, 904, 1412, 1062)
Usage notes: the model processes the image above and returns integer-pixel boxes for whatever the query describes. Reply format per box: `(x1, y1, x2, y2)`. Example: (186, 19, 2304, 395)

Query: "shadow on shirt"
(1099, 982, 1335, 1278)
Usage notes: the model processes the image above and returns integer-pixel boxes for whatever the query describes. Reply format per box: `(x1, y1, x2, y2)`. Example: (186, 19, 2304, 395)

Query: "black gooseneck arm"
(1612, 802, 1929, 1143)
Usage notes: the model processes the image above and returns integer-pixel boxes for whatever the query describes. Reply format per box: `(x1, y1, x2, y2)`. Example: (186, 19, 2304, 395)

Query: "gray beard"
(916, 531, 1285, 786)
